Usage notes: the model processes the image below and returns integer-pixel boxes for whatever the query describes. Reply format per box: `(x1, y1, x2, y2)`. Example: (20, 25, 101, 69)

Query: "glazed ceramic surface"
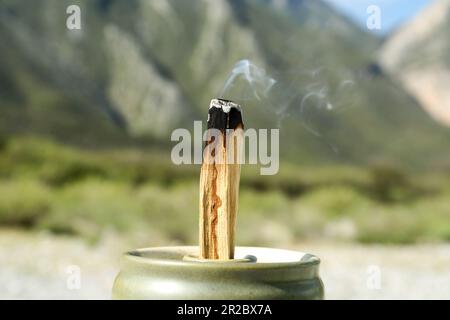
(112, 246, 324, 300)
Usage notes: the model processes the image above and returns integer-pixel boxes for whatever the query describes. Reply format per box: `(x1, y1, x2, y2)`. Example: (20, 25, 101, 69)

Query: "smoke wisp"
(220, 59, 276, 101)
(218, 60, 359, 153)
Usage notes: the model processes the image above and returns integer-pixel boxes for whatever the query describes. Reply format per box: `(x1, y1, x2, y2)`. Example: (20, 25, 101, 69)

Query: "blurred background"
(0, 0, 449, 299)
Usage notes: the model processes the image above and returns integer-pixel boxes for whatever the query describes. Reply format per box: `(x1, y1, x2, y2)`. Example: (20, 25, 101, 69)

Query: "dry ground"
(0, 229, 449, 299)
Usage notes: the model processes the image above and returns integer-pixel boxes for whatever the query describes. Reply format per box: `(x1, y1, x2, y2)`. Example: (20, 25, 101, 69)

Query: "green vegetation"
(1, 1, 449, 248)
(0, 137, 449, 245)
(2, 0, 450, 169)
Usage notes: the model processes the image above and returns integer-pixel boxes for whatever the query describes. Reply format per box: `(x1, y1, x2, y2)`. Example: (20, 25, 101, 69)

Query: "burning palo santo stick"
(199, 99, 244, 260)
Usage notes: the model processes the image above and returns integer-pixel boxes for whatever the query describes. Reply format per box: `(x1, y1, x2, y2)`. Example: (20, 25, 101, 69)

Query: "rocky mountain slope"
(379, 0, 450, 127)
(1, 0, 449, 167)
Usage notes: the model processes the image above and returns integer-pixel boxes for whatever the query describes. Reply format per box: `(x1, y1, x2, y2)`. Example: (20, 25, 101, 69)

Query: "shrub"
(137, 182, 198, 243)
(299, 185, 370, 218)
(0, 179, 52, 227)
(369, 163, 411, 202)
(39, 179, 142, 240)
(354, 206, 426, 244)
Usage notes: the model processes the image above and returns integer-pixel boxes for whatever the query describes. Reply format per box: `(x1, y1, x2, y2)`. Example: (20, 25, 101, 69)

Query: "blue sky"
(323, 0, 434, 35)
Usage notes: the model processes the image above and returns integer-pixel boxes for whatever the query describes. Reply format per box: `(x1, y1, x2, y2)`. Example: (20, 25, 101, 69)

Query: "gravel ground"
(0, 229, 449, 299)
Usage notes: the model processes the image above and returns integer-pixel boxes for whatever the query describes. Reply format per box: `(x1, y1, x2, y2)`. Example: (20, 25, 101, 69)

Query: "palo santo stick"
(199, 99, 243, 260)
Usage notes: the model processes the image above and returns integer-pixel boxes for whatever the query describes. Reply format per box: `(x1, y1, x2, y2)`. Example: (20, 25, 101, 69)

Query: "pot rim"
(123, 246, 320, 270)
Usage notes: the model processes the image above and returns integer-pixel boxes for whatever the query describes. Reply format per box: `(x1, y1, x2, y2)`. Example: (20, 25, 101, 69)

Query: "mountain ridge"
(0, 0, 449, 168)
(379, 0, 450, 127)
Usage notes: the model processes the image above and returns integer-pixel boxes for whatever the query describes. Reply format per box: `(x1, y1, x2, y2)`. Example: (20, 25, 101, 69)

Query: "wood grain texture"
(199, 100, 243, 260)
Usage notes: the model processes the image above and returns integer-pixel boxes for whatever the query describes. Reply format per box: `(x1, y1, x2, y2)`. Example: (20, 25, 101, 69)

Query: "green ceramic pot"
(112, 246, 324, 300)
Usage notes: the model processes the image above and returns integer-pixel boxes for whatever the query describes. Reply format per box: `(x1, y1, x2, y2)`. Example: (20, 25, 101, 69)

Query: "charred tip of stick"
(208, 98, 243, 131)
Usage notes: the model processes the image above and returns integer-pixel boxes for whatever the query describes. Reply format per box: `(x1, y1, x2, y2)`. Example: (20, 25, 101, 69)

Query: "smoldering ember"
(171, 120, 280, 175)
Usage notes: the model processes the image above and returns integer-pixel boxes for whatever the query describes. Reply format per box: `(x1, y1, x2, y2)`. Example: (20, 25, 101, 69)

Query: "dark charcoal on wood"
(207, 99, 243, 131)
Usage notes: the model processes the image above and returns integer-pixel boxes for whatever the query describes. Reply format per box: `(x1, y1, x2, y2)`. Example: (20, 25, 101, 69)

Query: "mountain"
(0, 0, 449, 168)
(379, 0, 450, 127)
